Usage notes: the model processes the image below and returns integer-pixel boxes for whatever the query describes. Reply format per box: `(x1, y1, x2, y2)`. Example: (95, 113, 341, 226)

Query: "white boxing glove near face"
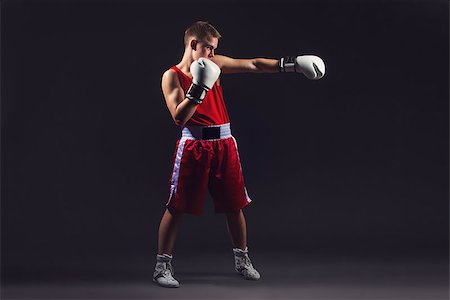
(279, 55, 326, 80)
(186, 58, 221, 104)
(190, 57, 221, 89)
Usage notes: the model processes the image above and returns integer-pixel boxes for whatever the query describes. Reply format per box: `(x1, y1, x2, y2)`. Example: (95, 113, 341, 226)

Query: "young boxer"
(154, 21, 325, 288)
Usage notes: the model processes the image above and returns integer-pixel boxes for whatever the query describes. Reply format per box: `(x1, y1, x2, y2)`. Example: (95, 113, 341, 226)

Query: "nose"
(209, 49, 215, 58)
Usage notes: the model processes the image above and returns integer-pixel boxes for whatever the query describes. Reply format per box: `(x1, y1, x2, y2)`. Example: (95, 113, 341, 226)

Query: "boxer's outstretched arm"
(212, 54, 279, 74)
(213, 54, 326, 80)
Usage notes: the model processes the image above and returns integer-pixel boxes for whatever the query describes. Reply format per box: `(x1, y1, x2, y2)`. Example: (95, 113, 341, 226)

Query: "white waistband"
(182, 123, 232, 140)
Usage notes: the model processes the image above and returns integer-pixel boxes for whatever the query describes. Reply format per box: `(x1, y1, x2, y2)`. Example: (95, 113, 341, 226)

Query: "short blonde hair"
(184, 21, 221, 47)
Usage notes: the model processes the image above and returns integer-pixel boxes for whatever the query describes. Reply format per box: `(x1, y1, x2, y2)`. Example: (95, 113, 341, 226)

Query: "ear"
(190, 40, 197, 51)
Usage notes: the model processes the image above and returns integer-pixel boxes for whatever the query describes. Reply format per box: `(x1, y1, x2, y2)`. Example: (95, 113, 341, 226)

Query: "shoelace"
(157, 262, 175, 277)
(238, 255, 253, 269)
(167, 262, 174, 275)
(161, 268, 172, 277)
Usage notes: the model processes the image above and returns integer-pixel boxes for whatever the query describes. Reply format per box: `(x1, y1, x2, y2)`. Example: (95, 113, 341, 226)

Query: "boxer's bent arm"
(212, 55, 279, 74)
(161, 69, 198, 126)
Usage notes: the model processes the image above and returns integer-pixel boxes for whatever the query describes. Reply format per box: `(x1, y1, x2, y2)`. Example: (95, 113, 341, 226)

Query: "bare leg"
(157, 209, 183, 255)
(225, 209, 247, 250)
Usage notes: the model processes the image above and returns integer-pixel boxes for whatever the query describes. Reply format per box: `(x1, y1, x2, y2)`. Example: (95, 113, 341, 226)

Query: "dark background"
(1, 0, 448, 285)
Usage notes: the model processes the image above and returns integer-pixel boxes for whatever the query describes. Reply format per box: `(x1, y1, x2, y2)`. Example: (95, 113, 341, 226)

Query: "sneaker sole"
(152, 278, 180, 288)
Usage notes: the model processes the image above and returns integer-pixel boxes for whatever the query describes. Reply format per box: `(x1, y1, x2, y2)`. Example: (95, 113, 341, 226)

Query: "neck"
(176, 49, 194, 75)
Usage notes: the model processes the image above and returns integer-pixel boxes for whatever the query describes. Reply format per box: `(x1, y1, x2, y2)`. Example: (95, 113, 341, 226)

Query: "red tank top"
(170, 66, 230, 126)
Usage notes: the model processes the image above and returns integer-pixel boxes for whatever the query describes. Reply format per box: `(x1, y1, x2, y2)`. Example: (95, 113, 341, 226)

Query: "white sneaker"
(233, 247, 261, 280)
(153, 254, 180, 288)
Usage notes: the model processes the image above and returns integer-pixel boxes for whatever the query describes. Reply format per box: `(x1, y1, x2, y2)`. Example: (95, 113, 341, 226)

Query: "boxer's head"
(184, 21, 221, 60)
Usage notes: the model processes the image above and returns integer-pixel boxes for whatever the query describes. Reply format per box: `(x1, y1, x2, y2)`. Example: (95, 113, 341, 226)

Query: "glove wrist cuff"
(279, 56, 297, 73)
(186, 83, 207, 104)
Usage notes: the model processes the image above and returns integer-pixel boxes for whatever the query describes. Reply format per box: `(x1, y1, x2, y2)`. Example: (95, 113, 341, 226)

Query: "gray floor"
(2, 253, 448, 300)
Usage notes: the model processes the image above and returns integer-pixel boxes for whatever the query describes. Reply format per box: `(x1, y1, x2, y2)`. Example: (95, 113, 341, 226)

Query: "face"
(190, 37, 218, 60)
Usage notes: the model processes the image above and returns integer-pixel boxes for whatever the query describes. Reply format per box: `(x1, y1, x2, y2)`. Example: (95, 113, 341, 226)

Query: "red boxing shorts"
(166, 123, 252, 215)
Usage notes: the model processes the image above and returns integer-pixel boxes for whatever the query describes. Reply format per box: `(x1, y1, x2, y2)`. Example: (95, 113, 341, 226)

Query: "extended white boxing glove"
(279, 55, 325, 80)
(186, 58, 221, 104)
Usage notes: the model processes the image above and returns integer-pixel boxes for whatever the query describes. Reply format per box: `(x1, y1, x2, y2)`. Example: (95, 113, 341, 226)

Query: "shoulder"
(162, 68, 177, 80)
(161, 68, 180, 87)
(211, 55, 255, 74)
(211, 54, 231, 68)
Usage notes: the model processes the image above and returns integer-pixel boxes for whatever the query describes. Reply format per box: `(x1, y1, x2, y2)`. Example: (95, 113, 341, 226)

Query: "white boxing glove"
(279, 55, 325, 80)
(186, 58, 221, 104)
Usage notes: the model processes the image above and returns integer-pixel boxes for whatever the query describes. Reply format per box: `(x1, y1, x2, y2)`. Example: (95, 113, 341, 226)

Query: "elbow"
(175, 120, 185, 127)
(251, 58, 263, 73)
(173, 116, 186, 127)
